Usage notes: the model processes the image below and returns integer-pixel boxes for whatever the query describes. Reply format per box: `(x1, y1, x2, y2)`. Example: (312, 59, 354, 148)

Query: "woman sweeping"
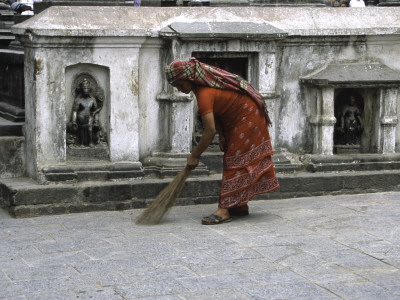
(165, 57, 280, 225)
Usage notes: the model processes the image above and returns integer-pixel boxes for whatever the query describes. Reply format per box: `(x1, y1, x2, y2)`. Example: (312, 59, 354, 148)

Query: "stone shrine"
(1, 6, 400, 217)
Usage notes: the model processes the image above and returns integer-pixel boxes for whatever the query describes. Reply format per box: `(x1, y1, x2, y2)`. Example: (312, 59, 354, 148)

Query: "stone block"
(82, 184, 133, 203)
(9, 186, 78, 206)
(0, 137, 24, 179)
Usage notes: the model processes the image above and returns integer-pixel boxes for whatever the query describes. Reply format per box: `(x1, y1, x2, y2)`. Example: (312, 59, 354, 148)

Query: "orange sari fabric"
(195, 87, 280, 209)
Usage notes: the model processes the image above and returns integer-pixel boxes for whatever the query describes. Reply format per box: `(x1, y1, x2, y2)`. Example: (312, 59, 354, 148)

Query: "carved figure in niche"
(67, 75, 106, 147)
(338, 95, 363, 145)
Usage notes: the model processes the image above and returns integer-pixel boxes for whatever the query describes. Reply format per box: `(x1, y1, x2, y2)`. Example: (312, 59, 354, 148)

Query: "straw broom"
(135, 166, 191, 225)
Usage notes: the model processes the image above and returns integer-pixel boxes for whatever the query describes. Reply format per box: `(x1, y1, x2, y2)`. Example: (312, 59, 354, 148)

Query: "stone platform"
(1, 168, 400, 218)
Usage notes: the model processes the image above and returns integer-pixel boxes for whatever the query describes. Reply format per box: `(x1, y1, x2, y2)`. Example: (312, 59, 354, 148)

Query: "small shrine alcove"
(301, 63, 400, 156)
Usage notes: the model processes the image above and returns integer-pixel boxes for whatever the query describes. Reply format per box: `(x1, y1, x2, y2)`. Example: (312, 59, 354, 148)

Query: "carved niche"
(334, 90, 364, 153)
(67, 73, 107, 148)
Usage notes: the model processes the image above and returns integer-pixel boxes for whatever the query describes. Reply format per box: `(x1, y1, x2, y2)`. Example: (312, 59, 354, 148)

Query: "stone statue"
(338, 95, 363, 145)
(68, 76, 105, 147)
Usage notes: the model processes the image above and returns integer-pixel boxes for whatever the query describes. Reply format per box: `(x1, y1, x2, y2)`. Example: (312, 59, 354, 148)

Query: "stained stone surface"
(1, 191, 400, 299)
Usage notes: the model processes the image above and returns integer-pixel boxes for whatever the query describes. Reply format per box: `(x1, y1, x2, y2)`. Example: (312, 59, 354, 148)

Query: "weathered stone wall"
(276, 36, 367, 153)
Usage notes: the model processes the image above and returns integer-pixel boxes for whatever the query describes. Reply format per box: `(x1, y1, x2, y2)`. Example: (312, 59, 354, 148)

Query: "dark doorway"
(192, 55, 249, 80)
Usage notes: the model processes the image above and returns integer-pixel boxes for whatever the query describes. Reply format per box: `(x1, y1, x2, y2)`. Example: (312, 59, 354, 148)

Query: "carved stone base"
(67, 143, 109, 161)
(304, 153, 400, 172)
(334, 144, 360, 154)
(42, 161, 144, 182)
(142, 152, 210, 178)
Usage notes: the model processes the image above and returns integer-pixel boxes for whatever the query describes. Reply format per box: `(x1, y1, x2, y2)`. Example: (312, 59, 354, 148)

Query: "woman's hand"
(219, 134, 227, 152)
(187, 112, 216, 172)
(187, 154, 199, 171)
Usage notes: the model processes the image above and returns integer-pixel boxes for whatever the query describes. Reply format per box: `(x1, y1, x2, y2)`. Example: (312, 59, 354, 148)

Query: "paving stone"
(278, 234, 347, 253)
(287, 262, 367, 284)
(0, 256, 30, 270)
(322, 251, 395, 271)
(242, 268, 308, 284)
(1, 296, 28, 300)
(34, 237, 113, 254)
(0, 192, 399, 299)
(0, 278, 77, 298)
(357, 269, 400, 288)
(72, 287, 124, 300)
(201, 246, 264, 261)
(178, 274, 257, 292)
(27, 290, 77, 300)
(218, 231, 294, 247)
(124, 265, 196, 282)
(71, 256, 152, 274)
(322, 281, 399, 300)
(139, 295, 183, 300)
(115, 279, 190, 298)
(275, 250, 327, 267)
(241, 281, 338, 299)
(179, 289, 251, 300)
(252, 245, 303, 262)
(186, 257, 282, 277)
(70, 271, 131, 289)
(82, 243, 174, 261)
(2, 264, 78, 281)
(380, 255, 400, 269)
(383, 285, 400, 297)
(22, 251, 92, 267)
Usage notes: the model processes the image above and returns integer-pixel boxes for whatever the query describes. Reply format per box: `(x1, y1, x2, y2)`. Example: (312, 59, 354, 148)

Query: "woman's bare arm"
(187, 112, 216, 169)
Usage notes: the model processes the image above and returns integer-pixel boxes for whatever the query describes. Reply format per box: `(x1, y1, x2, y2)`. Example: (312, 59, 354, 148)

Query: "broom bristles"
(135, 167, 190, 225)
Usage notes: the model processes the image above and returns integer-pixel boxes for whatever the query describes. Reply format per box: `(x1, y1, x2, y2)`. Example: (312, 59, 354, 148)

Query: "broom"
(135, 166, 191, 225)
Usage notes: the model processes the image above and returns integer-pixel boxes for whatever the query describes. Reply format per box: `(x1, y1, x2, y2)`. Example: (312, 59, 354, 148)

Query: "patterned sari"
(195, 87, 279, 208)
(165, 57, 280, 208)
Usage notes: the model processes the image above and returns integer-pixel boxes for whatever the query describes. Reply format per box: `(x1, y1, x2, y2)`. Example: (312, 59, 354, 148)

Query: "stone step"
(0, 117, 23, 136)
(2, 169, 400, 218)
(305, 153, 400, 172)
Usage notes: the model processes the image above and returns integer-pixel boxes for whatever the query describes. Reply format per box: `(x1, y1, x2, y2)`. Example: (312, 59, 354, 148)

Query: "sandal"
(202, 214, 232, 225)
(229, 204, 249, 216)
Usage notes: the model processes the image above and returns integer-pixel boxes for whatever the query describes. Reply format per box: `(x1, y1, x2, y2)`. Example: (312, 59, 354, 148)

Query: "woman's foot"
(202, 208, 231, 225)
(229, 204, 249, 216)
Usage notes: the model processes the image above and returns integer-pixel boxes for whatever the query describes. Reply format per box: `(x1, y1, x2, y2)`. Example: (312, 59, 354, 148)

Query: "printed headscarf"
(165, 57, 271, 125)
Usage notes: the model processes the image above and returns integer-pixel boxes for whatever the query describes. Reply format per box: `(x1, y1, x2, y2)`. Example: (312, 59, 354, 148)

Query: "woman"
(165, 57, 280, 225)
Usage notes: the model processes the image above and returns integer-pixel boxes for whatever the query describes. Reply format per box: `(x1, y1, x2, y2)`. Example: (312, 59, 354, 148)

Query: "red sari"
(195, 87, 280, 209)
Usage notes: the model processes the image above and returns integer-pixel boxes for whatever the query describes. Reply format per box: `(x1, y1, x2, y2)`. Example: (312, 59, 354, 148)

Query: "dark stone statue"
(338, 95, 363, 145)
(67, 75, 105, 147)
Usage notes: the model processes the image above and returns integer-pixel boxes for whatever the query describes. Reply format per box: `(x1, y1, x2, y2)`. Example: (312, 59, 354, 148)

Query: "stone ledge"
(304, 153, 400, 172)
(2, 170, 400, 218)
(41, 161, 145, 182)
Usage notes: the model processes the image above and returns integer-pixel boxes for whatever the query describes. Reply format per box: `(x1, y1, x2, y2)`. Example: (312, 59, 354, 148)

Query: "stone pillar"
(310, 87, 336, 155)
(143, 38, 209, 176)
(259, 50, 278, 146)
(156, 92, 193, 154)
(379, 88, 398, 153)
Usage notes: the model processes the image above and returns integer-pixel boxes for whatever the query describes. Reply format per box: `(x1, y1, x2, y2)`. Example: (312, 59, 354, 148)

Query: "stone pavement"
(1, 192, 400, 300)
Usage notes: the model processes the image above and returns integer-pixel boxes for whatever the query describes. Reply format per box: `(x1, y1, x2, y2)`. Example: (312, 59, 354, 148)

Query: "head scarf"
(165, 57, 271, 125)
